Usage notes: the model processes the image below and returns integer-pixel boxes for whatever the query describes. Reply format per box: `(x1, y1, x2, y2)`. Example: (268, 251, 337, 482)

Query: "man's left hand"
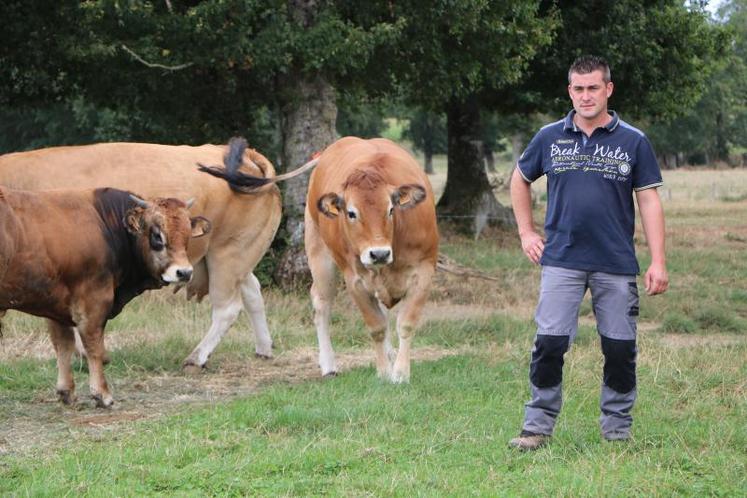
(644, 262, 669, 295)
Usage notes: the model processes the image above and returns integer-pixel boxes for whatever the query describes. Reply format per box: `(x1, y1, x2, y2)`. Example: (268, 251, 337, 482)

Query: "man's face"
(568, 69, 613, 122)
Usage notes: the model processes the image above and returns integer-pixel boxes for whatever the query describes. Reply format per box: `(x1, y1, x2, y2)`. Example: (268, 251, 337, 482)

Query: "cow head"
(318, 169, 426, 268)
(125, 196, 211, 283)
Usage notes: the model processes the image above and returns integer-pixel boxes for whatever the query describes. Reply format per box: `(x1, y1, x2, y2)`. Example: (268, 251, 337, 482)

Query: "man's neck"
(573, 111, 612, 137)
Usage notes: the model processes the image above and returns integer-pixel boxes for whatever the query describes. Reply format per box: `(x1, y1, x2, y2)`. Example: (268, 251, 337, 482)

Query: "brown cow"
(0, 138, 316, 370)
(304, 137, 439, 382)
(0, 187, 210, 407)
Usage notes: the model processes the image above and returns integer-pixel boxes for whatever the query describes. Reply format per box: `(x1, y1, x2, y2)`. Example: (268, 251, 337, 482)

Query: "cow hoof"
(322, 371, 338, 379)
(255, 352, 273, 360)
(56, 389, 76, 405)
(92, 394, 113, 409)
(102, 354, 112, 366)
(389, 371, 410, 384)
(183, 363, 205, 376)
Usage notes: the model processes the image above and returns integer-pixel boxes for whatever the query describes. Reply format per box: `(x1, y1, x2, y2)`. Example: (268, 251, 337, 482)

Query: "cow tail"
(197, 137, 271, 194)
(197, 137, 319, 194)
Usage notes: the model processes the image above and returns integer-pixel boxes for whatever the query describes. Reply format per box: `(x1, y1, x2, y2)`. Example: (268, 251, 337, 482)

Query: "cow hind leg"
(240, 272, 273, 358)
(48, 320, 77, 405)
(183, 295, 243, 372)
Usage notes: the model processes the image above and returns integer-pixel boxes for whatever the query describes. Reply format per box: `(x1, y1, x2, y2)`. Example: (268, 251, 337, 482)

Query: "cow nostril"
(176, 268, 193, 281)
(370, 249, 391, 263)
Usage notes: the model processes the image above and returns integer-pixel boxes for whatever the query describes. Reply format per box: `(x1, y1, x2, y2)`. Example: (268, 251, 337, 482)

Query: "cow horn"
(185, 198, 195, 209)
(129, 194, 150, 208)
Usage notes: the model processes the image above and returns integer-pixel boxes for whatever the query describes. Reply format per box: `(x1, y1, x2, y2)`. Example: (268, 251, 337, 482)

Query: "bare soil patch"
(0, 344, 464, 458)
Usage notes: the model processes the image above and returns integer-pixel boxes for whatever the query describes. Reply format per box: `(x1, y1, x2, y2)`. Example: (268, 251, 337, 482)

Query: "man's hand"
(644, 261, 668, 295)
(520, 231, 545, 265)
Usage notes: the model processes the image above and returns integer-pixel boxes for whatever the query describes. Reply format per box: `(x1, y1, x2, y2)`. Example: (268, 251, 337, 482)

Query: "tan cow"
(0, 138, 316, 371)
(304, 137, 439, 383)
(0, 187, 210, 406)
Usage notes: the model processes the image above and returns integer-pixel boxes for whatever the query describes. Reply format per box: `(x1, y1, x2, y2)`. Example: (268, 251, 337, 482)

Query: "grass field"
(1, 164, 746, 496)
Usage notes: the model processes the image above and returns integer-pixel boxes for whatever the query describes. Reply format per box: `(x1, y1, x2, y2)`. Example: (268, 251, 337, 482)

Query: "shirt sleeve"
(632, 135, 663, 191)
(516, 132, 544, 182)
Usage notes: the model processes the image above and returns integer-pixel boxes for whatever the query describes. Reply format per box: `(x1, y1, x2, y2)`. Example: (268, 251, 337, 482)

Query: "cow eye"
(347, 210, 357, 220)
(150, 229, 165, 251)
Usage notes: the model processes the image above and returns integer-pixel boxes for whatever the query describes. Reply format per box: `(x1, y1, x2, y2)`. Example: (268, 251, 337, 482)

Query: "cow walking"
(0, 187, 210, 406)
(304, 137, 439, 382)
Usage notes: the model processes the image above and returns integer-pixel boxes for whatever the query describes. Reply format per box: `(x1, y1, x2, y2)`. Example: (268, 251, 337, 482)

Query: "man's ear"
(392, 184, 427, 210)
(190, 216, 211, 238)
(317, 193, 344, 218)
(124, 207, 144, 234)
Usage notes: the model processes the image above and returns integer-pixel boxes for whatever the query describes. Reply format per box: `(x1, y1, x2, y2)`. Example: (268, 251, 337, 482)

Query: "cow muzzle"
(361, 246, 393, 267)
(161, 265, 194, 283)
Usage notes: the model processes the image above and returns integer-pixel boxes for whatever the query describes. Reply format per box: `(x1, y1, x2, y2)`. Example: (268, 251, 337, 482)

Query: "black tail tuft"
(196, 137, 270, 193)
(224, 137, 247, 174)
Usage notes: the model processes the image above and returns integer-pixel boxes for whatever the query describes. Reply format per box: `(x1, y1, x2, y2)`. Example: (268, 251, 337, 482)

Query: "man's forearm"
(636, 189, 666, 264)
(510, 167, 536, 235)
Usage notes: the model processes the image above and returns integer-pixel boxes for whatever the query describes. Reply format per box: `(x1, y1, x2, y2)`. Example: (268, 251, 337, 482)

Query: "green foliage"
(523, 1, 729, 121)
(403, 108, 447, 154)
(335, 97, 387, 138)
(647, 0, 747, 163)
(375, 0, 560, 109)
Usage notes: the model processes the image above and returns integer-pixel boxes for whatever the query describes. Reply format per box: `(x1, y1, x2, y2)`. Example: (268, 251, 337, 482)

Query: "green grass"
(1, 340, 745, 496)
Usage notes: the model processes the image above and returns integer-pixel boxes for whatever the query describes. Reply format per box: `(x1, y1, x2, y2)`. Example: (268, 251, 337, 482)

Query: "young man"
(508, 55, 669, 450)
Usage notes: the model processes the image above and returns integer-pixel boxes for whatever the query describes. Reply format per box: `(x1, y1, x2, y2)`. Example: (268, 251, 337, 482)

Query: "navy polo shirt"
(517, 110, 662, 275)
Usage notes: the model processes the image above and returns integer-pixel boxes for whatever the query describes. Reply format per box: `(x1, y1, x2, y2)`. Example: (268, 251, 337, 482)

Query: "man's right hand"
(520, 231, 545, 265)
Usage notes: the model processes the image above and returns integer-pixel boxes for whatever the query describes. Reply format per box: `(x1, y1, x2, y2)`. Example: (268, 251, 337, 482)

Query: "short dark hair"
(568, 55, 611, 84)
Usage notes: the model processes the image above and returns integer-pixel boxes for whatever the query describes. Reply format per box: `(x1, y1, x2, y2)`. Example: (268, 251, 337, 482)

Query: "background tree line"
(1, 0, 744, 284)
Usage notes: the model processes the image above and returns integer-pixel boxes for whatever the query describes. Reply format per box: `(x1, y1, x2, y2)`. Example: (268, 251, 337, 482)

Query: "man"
(508, 55, 669, 450)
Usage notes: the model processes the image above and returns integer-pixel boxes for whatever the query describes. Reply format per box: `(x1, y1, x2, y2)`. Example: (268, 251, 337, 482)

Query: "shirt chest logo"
(547, 141, 632, 180)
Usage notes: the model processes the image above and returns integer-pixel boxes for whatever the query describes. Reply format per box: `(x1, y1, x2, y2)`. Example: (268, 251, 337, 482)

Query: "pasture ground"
(1, 165, 746, 496)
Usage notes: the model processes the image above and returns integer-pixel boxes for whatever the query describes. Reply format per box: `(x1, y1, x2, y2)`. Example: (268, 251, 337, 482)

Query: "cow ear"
(317, 193, 344, 218)
(392, 184, 427, 210)
(190, 216, 211, 238)
(124, 208, 144, 234)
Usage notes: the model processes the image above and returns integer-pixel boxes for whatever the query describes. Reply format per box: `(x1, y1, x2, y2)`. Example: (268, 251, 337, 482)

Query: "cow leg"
(73, 327, 111, 365)
(183, 295, 243, 371)
(392, 265, 435, 383)
(47, 320, 76, 405)
(76, 315, 113, 408)
(305, 213, 341, 376)
(240, 272, 273, 359)
(345, 273, 391, 380)
(183, 245, 254, 369)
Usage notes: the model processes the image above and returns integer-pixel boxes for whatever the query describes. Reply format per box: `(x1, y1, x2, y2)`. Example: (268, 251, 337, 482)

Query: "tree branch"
(120, 44, 193, 71)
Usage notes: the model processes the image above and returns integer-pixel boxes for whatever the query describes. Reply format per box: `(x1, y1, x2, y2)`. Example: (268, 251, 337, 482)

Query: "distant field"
(1, 165, 745, 496)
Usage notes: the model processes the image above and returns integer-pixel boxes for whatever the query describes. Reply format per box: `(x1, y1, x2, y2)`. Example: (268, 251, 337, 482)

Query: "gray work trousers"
(522, 266, 639, 437)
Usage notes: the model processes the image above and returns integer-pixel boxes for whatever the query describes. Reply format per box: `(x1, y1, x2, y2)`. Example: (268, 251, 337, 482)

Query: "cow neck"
(92, 188, 162, 319)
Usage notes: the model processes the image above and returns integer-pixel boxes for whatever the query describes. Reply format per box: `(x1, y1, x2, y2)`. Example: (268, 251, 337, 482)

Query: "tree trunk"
(271, 0, 338, 289)
(483, 144, 496, 172)
(273, 74, 337, 288)
(423, 119, 434, 174)
(437, 95, 514, 237)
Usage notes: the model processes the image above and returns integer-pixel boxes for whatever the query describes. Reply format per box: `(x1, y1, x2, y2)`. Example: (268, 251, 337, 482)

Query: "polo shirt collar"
(563, 110, 620, 133)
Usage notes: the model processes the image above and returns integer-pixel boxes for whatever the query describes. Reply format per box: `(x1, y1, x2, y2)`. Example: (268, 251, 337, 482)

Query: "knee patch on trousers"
(600, 335, 637, 393)
(530, 335, 570, 388)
